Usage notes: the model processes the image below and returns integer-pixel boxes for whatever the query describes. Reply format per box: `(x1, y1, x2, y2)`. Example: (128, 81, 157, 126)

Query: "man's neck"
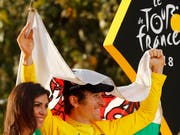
(68, 111, 91, 124)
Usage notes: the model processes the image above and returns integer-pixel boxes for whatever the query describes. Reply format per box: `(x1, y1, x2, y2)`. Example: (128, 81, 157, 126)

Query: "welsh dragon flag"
(16, 10, 162, 135)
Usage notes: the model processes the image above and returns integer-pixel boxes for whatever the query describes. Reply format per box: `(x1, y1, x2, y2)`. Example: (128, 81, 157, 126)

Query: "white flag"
(16, 10, 161, 124)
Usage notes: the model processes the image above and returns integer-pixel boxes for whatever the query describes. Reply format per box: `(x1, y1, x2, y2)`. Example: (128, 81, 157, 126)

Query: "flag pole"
(28, 0, 36, 12)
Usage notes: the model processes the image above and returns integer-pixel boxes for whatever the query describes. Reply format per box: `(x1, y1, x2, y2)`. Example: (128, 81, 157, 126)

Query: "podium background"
(105, 0, 180, 134)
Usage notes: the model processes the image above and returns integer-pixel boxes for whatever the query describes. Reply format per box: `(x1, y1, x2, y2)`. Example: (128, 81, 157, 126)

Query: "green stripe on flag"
(134, 123, 160, 135)
(33, 129, 41, 135)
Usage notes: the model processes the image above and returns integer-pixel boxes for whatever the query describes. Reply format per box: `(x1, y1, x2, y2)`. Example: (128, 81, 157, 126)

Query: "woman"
(3, 82, 49, 135)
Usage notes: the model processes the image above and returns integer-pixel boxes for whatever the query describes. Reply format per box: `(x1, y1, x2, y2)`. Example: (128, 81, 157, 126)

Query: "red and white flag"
(16, 10, 162, 127)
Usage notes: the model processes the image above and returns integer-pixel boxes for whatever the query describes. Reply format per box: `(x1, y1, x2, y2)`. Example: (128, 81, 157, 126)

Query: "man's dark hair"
(63, 80, 113, 115)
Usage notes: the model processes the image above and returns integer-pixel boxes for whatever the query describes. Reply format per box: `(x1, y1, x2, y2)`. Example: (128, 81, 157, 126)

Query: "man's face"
(76, 91, 105, 122)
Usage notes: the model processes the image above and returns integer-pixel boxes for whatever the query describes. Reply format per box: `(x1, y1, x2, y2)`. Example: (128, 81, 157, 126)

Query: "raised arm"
(149, 48, 165, 74)
(17, 23, 34, 66)
(17, 23, 36, 82)
(95, 49, 166, 134)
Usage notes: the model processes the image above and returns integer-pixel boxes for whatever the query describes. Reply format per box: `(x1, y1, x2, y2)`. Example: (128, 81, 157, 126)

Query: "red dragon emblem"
(49, 77, 140, 120)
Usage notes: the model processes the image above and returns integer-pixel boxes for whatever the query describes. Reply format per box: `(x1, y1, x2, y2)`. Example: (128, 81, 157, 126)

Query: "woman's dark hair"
(3, 82, 49, 135)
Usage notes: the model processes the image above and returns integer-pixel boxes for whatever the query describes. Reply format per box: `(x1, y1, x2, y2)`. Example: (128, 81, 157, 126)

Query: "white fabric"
(73, 51, 151, 101)
(16, 10, 151, 102)
(16, 10, 161, 123)
(116, 51, 151, 101)
(16, 11, 77, 86)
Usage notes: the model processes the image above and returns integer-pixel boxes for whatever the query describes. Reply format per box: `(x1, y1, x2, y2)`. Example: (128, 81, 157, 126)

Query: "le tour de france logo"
(136, 0, 180, 67)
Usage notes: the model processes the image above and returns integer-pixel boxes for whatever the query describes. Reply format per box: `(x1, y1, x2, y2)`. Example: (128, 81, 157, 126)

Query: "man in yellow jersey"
(17, 23, 166, 135)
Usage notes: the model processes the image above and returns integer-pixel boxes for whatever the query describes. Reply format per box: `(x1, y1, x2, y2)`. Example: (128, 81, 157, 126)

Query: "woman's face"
(33, 94, 49, 128)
